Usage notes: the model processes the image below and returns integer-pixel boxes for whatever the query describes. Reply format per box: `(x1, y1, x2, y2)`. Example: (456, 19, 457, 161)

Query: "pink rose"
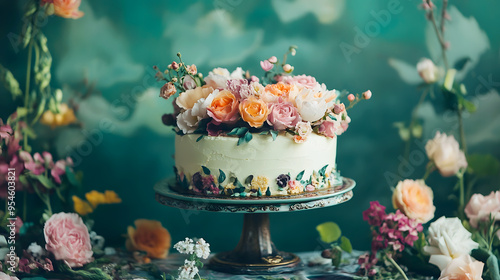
(438, 254, 483, 280)
(44, 212, 93, 267)
(318, 120, 341, 138)
(267, 101, 301, 130)
(42, 0, 84, 19)
(465, 191, 500, 228)
(286, 74, 319, 89)
(288, 180, 303, 194)
(306, 185, 315, 192)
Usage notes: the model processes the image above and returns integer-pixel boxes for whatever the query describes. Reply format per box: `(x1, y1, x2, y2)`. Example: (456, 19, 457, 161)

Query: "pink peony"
(267, 101, 301, 130)
(318, 120, 341, 138)
(465, 191, 500, 228)
(438, 254, 484, 280)
(44, 212, 93, 267)
(286, 74, 319, 89)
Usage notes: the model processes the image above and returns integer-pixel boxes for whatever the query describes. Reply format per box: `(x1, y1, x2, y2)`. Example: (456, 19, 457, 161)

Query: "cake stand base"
(209, 213, 301, 274)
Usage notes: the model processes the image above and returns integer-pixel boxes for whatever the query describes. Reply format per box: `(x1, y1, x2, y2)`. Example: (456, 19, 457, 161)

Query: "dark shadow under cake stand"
(154, 177, 356, 275)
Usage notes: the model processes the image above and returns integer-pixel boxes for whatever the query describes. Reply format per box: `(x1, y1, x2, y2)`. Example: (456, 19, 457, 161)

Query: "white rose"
(230, 67, 245, 79)
(176, 109, 198, 134)
(423, 216, 479, 271)
(295, 88, 334, 122)
(176, 86, 214, 110)
(204, 68, 230, 89)
(417, 58, 440, 84)
(191, 92, 215, 121)
(425, 132, 467, 177)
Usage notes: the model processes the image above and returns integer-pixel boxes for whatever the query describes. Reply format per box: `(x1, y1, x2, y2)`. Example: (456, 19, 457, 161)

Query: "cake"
(156, 47, 370, 197)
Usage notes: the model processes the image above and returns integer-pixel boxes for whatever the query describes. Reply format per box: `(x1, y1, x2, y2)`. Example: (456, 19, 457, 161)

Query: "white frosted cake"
(156, 47, 370, 197)
(174, 133, 340, 196)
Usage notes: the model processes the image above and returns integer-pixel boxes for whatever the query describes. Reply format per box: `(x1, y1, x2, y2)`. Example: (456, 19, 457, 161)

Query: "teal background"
(1, 0, 499, 253)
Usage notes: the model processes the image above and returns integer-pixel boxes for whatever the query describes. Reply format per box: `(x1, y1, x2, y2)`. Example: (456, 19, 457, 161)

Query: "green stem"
(457, 108, 467, 155)
(422, 162, 434, 181)
(386, 253, 409, 280)
(404, 89, 429, 159)
(457, 171, 465, 219)
(426, 0, 449, 70)
(23, 40, 34, 149)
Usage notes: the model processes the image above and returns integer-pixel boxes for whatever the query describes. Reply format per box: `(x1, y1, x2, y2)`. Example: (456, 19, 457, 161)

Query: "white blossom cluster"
(173, 237, 210, 259)
(177, 260, 199, 280)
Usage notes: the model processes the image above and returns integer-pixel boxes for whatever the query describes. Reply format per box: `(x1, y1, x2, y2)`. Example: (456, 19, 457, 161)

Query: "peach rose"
(465, 191, 500, 228)
(44, 0, 84, 19)
(126, 219, 171, 259)
(239, 97, 269, 128)
(265, 82, 293, 98)
(439, 254, 484, 280)
(207, 90, 240, 123)
(425, 132, 467, 177)
(392, 179, 435, 223)
(44, 212, 93, 267)
(176, 86, 214, 110)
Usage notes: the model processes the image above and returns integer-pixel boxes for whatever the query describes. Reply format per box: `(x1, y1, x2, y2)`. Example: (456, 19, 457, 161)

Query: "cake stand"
(154, 177, 355, 275)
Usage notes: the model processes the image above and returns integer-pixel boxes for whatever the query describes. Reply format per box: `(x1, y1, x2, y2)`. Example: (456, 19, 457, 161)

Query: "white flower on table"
(27, 242, 45, 258)
(194, 238, 210, 259)
(423, 216, 478, 271)
(174, 237, 195, 254)
(177, 260, 199, 280)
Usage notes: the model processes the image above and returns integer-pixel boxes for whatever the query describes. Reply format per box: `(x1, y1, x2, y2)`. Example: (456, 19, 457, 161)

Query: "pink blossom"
(226, 79, 249, 99)
(44, 212, 93, 267)
(267, 101, 301, 130)
(0, 154, 25, 197)
(362, 90, 372, 100)
(181, 75, 197, 90)
(268, 56, 277, 63)
(19, 151, 45, 175)
(318, 120, 338, 138)
(250, 76, 259, 83)
(286, 74, 319, 89)
(0, 123, 13, 140)
(362, 201, 387, 226)
(306, 185, 315, 192)
(51, 160, 67, 184)
(333, 103, 345, 115)
(260, 60, 273, 71)
(42, 152, 54, 169)
(347, 94, 355, 102)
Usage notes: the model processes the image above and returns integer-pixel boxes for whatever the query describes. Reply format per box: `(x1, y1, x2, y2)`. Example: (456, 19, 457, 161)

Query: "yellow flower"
(250, 176, 270, 193)
(126, 219, 171, 259)
(72, 196, 93, 216)
(85, 190, 121, 208)
(40, 103, 76, 128)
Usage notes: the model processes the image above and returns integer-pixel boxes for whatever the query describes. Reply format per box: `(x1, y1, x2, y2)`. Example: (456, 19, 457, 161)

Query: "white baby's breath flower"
(174, 238, 195, 254)
(194, 238, 211, 259)
(27, 242, 45, 258)
(177, 260, 199, 280)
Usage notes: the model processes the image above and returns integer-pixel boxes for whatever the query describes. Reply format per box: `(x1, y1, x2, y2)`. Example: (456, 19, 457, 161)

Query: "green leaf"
(196, 135, 204, 142)
(201, 166, 210, 175)
(65, 166, 80, 187)
(31, 97, 46, 125)
(244, 175, 253, 185)
(487, 253, 500, 280)
(318, 164, 329, 177)
(467, 154, 500, 177)
(29, 174, 56, 189)
(270, 130, 278, 141)
(339, 236, 352, 253)
(227, 127, 240, 136)
(316, 222, 341, 243)
(462, 99, 477, 113)
(16, 107, 28, 118)
(296, 170, 305, 181)
(218, 169, 226, 183)
(259, 131, 269, 135)
(0, 64, 22, 98)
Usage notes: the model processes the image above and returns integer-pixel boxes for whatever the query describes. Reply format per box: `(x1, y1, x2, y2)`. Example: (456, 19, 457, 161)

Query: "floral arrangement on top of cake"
(155, 46, 371, 144)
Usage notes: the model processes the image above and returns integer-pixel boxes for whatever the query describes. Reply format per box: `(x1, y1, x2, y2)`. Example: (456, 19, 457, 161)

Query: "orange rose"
(264, 82, 292, 97)
(207, 90, 239, 123)
(45, 0, 84, 19)
(239, 97, 269, 128)
(392, 179, 435, 223)
(126, 219, 171, 259)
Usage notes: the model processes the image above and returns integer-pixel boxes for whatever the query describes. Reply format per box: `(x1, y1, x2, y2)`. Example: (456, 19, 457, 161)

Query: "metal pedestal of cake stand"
(154, 177, 355, 275)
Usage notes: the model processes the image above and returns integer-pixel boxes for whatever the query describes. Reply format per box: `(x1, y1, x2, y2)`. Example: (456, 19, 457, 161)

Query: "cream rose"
(423, 216, 479, 271)
(438, 254, 484, 280)
(425, 132, 468, 177)
(176, 86, 214, 110)
(392, 179, 435, 223)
